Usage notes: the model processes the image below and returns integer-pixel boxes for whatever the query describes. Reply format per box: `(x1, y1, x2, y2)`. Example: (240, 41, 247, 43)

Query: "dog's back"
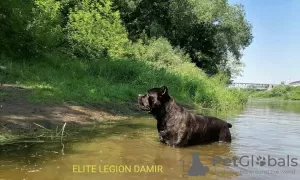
(192, 115, 232, 143)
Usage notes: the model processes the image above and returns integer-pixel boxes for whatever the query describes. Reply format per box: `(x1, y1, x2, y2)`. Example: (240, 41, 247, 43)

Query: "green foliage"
(1, 0, 253, 78)
(0, 0, 35, 56)
(218, 54, 246, 80)
(249, 85, 300, 100)
(31, 0, 63, 50)
(66, 0, 129, 58)
(113, 0, 253, 75)
(131, 38, 190, 68)
(1, 0, 250, 111)
(2, 53, 247, 111)
(0, 0, 63, 56)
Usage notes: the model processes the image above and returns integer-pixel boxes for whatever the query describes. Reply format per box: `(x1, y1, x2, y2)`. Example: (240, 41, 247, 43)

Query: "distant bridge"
(228, 83, 278, 91)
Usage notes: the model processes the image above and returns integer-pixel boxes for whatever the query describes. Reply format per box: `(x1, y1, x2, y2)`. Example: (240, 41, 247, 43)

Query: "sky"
(228, 0, 300, 84)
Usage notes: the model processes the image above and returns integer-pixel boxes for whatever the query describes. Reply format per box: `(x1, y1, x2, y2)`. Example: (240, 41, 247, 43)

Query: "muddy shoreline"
(0, 85, 143, 142)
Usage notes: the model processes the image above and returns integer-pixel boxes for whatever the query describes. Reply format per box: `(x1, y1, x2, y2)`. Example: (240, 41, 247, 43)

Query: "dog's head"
(138, 86, 170, 113)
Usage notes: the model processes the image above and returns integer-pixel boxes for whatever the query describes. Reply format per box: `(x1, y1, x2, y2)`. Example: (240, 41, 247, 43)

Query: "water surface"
(1, 100, 300, 180)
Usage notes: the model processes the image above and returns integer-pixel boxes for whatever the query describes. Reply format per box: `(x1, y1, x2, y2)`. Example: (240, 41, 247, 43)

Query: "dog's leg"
(158, 130, 169, 143)
(159, 135, 164, 143)
(173, 130, 188, 147)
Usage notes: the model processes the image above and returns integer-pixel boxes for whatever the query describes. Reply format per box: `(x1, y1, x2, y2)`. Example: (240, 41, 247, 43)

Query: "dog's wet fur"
(138, 86, 232, 147)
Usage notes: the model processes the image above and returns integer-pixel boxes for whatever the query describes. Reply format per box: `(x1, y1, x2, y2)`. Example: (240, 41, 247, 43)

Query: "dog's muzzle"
(138, 94, 150, 112)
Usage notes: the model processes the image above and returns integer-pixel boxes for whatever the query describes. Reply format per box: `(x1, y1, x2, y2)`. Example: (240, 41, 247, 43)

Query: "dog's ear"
(160, 86, 168, 96)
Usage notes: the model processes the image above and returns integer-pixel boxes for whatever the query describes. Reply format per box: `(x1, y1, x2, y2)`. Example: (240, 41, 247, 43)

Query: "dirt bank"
(0, 84, 139, 135)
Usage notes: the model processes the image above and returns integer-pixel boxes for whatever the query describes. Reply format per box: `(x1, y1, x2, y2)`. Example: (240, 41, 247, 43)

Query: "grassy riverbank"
(247, 85, 300, 100)
(1, 53, 247, 111)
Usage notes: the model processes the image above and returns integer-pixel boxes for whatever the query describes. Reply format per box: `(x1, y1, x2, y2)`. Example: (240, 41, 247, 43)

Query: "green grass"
(0, 91, 8, 97)
(247, 85, 300, 100)
(1, 53, 247, 111)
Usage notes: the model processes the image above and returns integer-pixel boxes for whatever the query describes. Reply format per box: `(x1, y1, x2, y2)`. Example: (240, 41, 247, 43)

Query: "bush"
(0, 0, 63, 57)
(249, 85, 300, 100)
(131, 37, 190, 68)
(66, 0, 129, 59)
(31, 0, 63, 51)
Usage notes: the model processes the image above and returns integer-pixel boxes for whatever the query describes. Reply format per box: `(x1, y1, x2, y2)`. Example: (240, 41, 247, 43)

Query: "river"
(1, 100, 300, 180)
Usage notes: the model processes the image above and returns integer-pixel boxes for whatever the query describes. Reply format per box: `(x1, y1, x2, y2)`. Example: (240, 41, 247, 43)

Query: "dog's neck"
(151, 97, 178, 133)
(151, 97, 176, 122)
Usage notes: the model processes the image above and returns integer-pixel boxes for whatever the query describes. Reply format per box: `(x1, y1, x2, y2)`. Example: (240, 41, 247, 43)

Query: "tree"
(0, 0, 63, 57)
(0, 0, 35, 56)
(218, 54, 246, 80)
(112, 0, 253, 75)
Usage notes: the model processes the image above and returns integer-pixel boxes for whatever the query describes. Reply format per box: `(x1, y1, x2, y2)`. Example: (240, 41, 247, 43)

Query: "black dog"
(138, 86, 232, 147)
